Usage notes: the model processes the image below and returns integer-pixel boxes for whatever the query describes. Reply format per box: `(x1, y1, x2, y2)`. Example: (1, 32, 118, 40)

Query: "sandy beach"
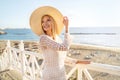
(0, 40, 120, 80)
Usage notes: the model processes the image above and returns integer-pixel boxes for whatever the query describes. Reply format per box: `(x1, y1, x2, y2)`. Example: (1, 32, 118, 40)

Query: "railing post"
(7, 40, 12, 68)
(19, 40, 24, 51)
(77, 64, 83, 80)
(32, 55, 35, 80)
(7, 40, 11, 48)
(19, 40, 26, 80)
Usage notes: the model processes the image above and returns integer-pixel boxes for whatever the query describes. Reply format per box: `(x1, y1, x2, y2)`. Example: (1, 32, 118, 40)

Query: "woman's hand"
(63, 16, 69, 33)
(76, 60, 91, 64)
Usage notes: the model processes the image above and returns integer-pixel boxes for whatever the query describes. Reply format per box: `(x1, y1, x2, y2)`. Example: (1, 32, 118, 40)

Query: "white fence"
(0, 40, 120, 80)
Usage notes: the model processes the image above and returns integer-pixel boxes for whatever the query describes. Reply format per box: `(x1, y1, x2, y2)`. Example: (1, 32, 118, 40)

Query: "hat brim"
(30, 6, 64, 36)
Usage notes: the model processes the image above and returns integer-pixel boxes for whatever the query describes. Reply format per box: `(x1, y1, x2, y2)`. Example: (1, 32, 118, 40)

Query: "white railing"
(0, 40, 43, 80)
(0, 40, 120, 80)
(66, 43, 120, 80)
(66, 62, 120, 80)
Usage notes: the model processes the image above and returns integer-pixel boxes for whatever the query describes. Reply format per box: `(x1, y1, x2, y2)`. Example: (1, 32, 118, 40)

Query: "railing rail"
(66, 62, 120, 80)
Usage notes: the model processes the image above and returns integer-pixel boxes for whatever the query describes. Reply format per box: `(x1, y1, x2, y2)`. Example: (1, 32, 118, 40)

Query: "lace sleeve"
(40, 33, 71, 51)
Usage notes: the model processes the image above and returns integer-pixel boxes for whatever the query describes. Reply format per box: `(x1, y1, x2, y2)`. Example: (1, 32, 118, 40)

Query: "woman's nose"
(42, 22, 48, 27)
(42, 22, 46, 25)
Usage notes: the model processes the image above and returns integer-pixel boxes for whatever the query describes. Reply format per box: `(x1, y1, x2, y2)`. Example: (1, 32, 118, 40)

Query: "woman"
(30, 6, 90, 80)
(40, 15, 71, 80)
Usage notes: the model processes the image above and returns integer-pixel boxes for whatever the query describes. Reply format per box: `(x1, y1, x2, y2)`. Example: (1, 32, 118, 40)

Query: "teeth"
(44, 26, 49, 28)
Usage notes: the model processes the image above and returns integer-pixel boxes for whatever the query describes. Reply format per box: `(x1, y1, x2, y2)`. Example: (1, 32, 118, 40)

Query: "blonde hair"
(41, 15, 57, 40)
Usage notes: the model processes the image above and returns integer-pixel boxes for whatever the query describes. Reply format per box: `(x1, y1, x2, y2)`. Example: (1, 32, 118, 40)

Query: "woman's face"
(41, 15, 52, 33)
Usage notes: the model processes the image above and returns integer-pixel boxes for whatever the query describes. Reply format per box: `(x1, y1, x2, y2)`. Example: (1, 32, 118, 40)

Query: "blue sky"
(0, 0, 120, 29)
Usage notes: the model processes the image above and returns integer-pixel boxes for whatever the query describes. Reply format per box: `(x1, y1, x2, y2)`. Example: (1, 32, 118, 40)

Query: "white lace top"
(40, 33, 71, 80)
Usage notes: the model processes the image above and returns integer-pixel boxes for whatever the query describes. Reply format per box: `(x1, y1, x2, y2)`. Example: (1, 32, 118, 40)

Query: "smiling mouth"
(43, 25, 50, 31)
(44, 25, 49, 28)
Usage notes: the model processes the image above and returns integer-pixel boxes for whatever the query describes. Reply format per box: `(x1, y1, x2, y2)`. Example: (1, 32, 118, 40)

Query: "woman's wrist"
(65, 30, 68, 33)
(65, 27, 68, 33)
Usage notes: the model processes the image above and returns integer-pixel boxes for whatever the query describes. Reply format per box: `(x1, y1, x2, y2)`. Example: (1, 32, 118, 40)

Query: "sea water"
(0, 27, 120, 47)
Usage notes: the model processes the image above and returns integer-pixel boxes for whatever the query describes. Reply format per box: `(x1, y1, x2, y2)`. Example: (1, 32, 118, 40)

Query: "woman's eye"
(47, 19, 51, 21)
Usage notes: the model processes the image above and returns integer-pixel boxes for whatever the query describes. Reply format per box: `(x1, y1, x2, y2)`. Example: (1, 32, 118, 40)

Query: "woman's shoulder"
(40, 35, 47, 39)
(40, 34, 52, 41)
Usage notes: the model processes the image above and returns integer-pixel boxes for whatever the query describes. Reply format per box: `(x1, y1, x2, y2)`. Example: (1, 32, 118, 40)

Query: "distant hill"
(0, 29, 7, 35)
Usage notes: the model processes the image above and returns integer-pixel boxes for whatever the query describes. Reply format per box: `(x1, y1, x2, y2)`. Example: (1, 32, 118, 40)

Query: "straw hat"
(30, 6, 64, 36)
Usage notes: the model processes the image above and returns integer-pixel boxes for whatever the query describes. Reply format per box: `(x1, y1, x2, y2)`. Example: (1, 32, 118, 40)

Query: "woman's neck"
(46, 32, 54, 39)
(46, 31, 52, 36)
